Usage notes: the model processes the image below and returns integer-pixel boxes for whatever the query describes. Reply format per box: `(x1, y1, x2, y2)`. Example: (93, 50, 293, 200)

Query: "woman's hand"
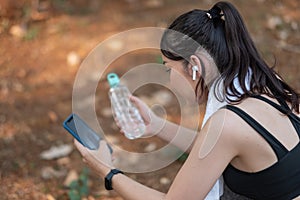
(129, 96, 165, 138)
(74, 139, 113, 178)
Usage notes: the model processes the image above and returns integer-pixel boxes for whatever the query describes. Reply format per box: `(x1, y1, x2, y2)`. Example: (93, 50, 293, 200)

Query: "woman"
(75, 1, 300, 199)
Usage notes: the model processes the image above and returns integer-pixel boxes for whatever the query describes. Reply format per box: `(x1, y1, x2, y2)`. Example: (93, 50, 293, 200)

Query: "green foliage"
(177, 152, 189, 163)
(22, 5, 32, 19)
(52, 0, 73, 14)
(156, 55, 163, 64)
(24, 27, 39, 41)
(68, 167, 89, 200)
(1, 19, 10, 32)
(52, 0, 95, 15)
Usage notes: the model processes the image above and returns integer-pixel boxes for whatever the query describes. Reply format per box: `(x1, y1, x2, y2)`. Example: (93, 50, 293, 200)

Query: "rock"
(48, 111, 58, 123)
(57, 157, 71, 166)
(144, 143, 157, 152)
(40, 144, 73, 160)
(278, 30, 288, 41)
(41, 166, 67, 180)
(63, 170, 79, 187)
(12, 82, 24, 92)
(160, 177, 171, 185)
(67, 51, 81, 67)
(267, 16, 282, 30)
(46, 194, 55, 200)
(9, 24, 26, 38)
(291, 21, 298, 31)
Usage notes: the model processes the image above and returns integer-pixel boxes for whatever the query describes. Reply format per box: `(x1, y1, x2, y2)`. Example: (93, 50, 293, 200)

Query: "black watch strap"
(105, 169, 124, 190)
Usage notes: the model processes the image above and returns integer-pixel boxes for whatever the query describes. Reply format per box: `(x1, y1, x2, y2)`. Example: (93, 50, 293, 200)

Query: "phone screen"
(63, 113, 112, 152)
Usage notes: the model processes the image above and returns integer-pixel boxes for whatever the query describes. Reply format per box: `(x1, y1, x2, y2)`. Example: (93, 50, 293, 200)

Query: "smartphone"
(63, 113, 112, 153)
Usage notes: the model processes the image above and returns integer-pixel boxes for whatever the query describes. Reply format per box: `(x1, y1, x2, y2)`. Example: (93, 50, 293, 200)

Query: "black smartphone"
(63, 113, 112, 153)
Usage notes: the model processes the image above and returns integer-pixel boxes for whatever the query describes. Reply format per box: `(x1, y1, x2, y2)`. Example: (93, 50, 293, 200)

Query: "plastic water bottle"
(107, 73, 145, 139)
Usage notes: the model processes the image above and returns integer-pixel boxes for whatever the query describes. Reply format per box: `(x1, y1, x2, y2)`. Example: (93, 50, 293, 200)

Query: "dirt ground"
(0, 0, 299, 199)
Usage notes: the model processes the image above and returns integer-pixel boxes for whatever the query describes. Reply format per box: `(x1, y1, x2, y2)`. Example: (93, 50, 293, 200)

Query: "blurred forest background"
(0, 0, 299, 199)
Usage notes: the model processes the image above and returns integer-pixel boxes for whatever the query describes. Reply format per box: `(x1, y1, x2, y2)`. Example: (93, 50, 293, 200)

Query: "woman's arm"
(74, 140, 167, 200)
(75, 109, 239, 200)
(110, 173, 166, 200)
(164, 109, 238, 199)
(155, 118, 198, 152)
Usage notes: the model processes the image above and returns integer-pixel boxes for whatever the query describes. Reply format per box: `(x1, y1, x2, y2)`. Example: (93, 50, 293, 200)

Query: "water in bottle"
(107, 73, 145, 139)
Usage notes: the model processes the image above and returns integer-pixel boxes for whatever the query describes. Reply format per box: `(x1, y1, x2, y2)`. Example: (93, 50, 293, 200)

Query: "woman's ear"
(188, 55, 202, 80)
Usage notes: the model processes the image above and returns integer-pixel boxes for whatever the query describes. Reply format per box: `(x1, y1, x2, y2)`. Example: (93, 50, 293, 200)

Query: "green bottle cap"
(107, 73, 120, 88)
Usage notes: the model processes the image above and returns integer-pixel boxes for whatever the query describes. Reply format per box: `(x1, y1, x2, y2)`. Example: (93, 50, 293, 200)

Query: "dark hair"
(160, 1, 299, 113)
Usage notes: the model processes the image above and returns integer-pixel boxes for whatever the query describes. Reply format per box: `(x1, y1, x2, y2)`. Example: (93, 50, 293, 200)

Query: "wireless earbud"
(192, 65, 199, 81)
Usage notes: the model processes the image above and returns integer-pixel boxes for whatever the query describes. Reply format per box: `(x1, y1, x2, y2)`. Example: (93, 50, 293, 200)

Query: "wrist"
(104, 168, 124, 190)
(99, 165, 114, 179)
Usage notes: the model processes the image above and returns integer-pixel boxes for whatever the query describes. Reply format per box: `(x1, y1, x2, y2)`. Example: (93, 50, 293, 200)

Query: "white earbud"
(192, 65, 199, 81)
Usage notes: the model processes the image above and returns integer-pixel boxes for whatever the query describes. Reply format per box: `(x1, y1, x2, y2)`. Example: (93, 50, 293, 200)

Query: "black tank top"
(222, 95, 300, 200)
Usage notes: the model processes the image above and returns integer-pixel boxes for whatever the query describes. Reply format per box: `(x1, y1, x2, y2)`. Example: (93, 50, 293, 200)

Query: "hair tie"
(206, 12, 212, 19)
(206, 7, 223, 20)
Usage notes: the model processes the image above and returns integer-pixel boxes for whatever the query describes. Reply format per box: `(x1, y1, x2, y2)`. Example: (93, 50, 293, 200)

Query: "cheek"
(170, 70, 184, 90)
(169, 71, 178, 86)
(170, 70, 196, 101)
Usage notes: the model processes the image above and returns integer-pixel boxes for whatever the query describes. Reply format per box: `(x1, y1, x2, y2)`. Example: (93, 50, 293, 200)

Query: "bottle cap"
(107, 73, 120, 88)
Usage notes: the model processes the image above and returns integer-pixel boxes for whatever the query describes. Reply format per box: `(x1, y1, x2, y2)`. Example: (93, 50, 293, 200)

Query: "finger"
(115, 121, 121, 128)
(131, 95, 147, 105)
(113, 120, 124, 134)
(74, 139, 83, 149)
(99, 140, 109, 152)
(129, 95, 138, 102)
(129, 95, 142, 106)
(130, 96, 146, 112)
(74, 139, 89, 157)
(100, 140, 113, 157)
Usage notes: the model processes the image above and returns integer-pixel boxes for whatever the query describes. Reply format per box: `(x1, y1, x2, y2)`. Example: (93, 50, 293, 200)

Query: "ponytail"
(161, 1, 299, 113)
(213, 1, 299, 113)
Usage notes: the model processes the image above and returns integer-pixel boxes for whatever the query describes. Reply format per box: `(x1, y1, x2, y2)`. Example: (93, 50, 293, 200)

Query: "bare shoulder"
(205, 108, 242, 139)
(197, 108, 241, 159)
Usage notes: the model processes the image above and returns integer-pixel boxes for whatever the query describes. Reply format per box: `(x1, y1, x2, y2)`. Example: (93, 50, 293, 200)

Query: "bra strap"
(251, 95, 300, 136)
(224, 105, 289, 160)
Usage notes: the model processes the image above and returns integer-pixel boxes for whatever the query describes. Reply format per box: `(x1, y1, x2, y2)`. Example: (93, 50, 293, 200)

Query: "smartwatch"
(104, 169, 124, 190)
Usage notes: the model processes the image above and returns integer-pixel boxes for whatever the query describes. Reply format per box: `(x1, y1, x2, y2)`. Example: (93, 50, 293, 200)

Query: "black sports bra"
(222, 95, 300, 200)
